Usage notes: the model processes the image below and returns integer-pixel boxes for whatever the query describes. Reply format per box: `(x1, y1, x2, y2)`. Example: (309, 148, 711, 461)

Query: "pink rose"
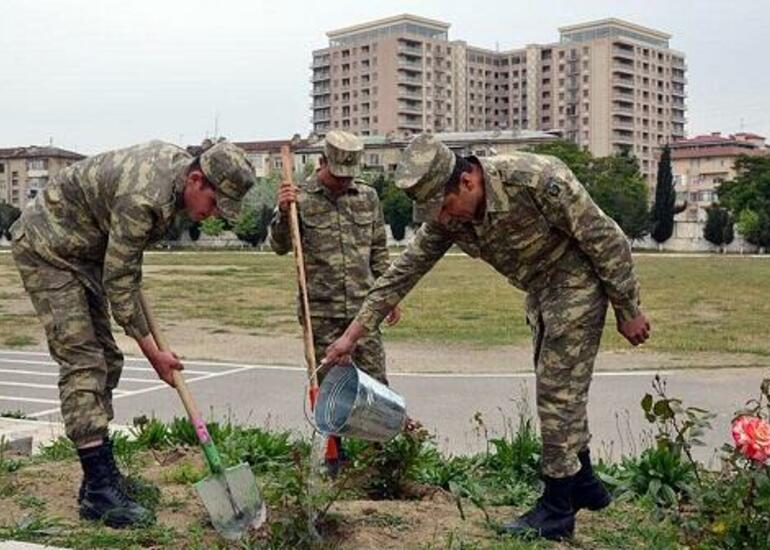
(732, 416, 770, 463)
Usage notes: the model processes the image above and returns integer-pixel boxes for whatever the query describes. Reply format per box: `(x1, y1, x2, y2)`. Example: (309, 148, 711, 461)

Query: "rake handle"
(139, 290, 224, 474)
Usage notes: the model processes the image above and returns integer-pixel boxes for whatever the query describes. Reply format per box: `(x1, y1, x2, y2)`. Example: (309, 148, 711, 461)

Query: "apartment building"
(310, 14, 687, 182)
(0, 146, 84, 209)
(671, 132, 768, 222)
(294, 129, 560, 174)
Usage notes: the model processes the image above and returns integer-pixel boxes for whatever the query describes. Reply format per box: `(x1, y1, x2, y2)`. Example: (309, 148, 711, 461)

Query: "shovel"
(139, 291, 266, 540)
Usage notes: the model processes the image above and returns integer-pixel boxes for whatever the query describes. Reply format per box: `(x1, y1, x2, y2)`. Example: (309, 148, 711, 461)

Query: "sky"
(1, 0, 768, 154)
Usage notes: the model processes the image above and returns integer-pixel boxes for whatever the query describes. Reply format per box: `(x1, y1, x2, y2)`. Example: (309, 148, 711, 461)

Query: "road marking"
(27, 365, 253, 419)
(0, 395, 58, 404)
(0, 369, 164, 385)
(0, 358, 211, 376)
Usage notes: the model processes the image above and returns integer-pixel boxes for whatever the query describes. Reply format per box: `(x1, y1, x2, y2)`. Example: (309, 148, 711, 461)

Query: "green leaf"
(642, 393, 654, 413)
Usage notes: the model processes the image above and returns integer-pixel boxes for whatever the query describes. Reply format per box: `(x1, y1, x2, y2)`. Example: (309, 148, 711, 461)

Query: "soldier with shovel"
(10, 139, 256, 527)
(325, 133, 651, 541)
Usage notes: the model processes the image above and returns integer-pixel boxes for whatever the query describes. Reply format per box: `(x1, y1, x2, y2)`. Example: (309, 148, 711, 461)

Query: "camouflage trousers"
(525, 276, 608, 479)
(12, 240, 123, 447)
(309, 316, 387, 385)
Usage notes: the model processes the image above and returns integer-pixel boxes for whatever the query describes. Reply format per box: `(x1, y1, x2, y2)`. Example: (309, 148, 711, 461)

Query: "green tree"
(703, 205, 734, 252)
(200, 216, 226, 237)
(719, 155, 770, 248)
(529, 141, 650, 240)
(361, 172, 413, 242)
(382, 184, 413, 241)
(233, 204, 273, 246)
(588, 152, 651, 241)
(651, 145, 679, 244)
(0, 202, 21, 240)
(527, 140, 593, 183)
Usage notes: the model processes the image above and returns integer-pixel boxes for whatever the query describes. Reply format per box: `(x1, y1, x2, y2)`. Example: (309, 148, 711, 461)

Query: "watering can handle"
(139, 290, 224, 474)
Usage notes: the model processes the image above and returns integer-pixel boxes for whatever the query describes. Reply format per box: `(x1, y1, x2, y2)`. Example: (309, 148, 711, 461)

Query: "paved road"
(0, 349, 765, 462)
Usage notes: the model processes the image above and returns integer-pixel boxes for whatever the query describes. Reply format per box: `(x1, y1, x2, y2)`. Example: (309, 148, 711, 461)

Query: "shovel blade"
(194, 463, 266, 541)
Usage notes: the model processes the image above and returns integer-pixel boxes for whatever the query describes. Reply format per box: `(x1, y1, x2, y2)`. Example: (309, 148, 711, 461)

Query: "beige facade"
(671, 132, 768, 222)
(0, 146, 84, 209)
(311, 15, 687, 183)
(294, 129, 560, 174)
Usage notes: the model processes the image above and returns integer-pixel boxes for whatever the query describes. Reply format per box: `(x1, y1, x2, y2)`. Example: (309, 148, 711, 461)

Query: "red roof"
(671, 146, 768, 160)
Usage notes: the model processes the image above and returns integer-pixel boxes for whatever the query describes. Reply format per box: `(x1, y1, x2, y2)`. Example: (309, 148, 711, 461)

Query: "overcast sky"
(1, 0, 767, 154)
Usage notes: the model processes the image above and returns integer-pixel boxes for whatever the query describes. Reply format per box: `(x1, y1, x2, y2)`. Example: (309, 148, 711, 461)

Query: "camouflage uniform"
(354, 134, 641, 478)
(268, 131, 390, 384)
(10, 140, 255, 446)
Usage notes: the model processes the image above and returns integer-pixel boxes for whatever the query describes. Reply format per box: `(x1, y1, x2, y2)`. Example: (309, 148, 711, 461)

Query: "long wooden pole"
(280, 146, 319, 402)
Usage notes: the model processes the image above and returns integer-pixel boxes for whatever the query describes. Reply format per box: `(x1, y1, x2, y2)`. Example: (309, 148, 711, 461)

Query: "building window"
(0, 163, 4, 174)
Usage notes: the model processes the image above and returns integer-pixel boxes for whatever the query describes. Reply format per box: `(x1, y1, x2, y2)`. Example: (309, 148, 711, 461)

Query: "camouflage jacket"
(11, 141, 191, 339)
(268, 177, 391, 319)
(355, 153, 641, 332)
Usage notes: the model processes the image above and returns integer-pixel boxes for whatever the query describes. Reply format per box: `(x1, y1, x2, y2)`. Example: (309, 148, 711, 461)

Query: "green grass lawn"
(1, 251, 769, 355)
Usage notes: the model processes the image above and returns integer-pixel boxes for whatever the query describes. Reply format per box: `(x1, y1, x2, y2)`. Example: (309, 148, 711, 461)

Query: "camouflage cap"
(395, 133, 455, 222)
(199, 141, 257, 221)
(324, 130, 363, 178)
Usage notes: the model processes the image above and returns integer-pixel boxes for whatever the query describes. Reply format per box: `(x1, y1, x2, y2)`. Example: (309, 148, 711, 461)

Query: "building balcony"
(310, 59, 331, 69)
(397, 88, 423, 100)
(671, 87, 687, 97)
(312, 112, 331, 123)
(612, 120, 634, 130)
(26, 169, 49, 178)
(611, 77, 635, 88)
(398, 75, 422, 85)
(612, 47, 635, 60)
(397, 61, 423, 72)
(612, 62, 635, 74)
(397, 44, 423, 56)
(398, 104, 423, 115)
(611, 103, 635, 114)
(311, 72, 331, 83)
(672, 73, 687, 84)
(398, 118, 424, 130)
(612, 131, 634, 144)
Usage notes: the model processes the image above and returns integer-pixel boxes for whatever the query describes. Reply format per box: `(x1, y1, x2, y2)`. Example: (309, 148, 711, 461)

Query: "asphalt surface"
(0, 349, 765, 462)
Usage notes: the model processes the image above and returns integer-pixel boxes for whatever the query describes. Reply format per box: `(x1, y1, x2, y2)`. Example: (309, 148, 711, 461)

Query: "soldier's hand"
(277, 181, 297, 213)
(150, 350, 183, 387)
(384, 305, 402, 327)
(617, 312, 651, 346)
(324, 336, 356, 367)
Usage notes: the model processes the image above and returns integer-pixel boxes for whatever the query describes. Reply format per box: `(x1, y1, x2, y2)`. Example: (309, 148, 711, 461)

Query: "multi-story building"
(310, 14, 687, 183)
(671, 132, 768, 222)
(0, 146, 84, 208)
(293, 129, 560, 175)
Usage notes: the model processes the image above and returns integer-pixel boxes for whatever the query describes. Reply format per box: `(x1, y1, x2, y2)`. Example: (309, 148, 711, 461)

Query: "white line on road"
(0, 358, 211, 376)
(0, 369, 164, 385)
(0, 349, 758, 380)
(27, 365, 253, 419)
(0, 380, 129, 395)
(0, 395, 58, 404)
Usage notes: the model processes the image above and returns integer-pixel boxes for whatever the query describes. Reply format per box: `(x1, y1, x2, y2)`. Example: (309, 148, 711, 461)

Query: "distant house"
(0, 146, 85, 208)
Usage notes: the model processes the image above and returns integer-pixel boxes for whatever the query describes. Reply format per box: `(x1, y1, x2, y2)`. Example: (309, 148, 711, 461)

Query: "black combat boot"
(77, 439, 152, 504)
(78, 443, 155, 528)
(503, 475, 576, 541)
(572, 448, 612, 512)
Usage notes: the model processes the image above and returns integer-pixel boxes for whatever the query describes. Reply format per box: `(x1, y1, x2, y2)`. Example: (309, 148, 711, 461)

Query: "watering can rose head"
(732, 416, 770, 463)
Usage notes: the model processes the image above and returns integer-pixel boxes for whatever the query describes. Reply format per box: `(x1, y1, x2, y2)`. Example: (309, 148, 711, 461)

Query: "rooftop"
(0, 146, 85, 161)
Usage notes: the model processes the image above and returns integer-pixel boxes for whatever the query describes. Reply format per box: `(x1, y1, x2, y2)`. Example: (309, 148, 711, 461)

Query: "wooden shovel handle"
(138, 291, 201, 421)
(280, 146, 319, 395)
